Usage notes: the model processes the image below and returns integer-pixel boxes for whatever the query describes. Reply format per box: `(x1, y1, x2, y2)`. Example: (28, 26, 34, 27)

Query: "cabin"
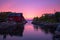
(55, 12, 60, 22)
(7, 13, 25, 23)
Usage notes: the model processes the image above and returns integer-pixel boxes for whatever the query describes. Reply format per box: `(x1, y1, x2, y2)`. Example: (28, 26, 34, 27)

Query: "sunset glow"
(0, 0, 60, 19)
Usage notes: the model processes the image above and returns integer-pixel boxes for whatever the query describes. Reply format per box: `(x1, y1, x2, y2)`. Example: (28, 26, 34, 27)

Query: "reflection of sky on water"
(23, 22, 52, 40)
(0, 21, 53, 40)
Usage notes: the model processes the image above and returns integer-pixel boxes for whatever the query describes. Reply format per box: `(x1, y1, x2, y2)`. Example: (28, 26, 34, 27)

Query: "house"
(7, 13, 26, 23)
(55, 12, 60, 22)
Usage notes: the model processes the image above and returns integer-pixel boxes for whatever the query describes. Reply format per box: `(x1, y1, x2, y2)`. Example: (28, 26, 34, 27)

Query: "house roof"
(8, 13, 23, 16)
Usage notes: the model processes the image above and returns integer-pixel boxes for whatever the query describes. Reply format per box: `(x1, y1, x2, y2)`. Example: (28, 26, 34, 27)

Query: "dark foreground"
(0, 21, 60, 40)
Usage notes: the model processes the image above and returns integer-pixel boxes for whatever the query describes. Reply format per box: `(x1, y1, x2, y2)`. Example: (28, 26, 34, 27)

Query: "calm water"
(0, 21, 55, 40)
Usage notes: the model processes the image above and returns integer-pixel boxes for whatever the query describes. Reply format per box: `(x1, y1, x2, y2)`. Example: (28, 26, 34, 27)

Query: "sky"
(0, 0, 60, 19)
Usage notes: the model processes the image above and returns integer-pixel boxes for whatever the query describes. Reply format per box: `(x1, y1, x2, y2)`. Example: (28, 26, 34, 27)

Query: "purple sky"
(0, 0, 60, 19)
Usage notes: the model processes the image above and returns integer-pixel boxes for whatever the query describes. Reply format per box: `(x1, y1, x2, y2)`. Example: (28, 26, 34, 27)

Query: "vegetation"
(0, 12, 11, 22)
(32, 12, 60, 24)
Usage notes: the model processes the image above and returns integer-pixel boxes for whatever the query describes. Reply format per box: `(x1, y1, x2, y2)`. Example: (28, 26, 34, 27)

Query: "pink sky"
(0, 0, 60, 19)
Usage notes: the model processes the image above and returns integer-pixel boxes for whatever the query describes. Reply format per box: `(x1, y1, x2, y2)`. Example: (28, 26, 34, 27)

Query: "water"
(0, 21, 55, 40)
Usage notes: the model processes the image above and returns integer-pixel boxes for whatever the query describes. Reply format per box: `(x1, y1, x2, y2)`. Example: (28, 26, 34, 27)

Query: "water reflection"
(0, 24, 24, 40)
(33, 25, 39, 31)
(0, 21, 60, 40)
(33, 24, 56, 34)
(33, 24, 60, 40)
